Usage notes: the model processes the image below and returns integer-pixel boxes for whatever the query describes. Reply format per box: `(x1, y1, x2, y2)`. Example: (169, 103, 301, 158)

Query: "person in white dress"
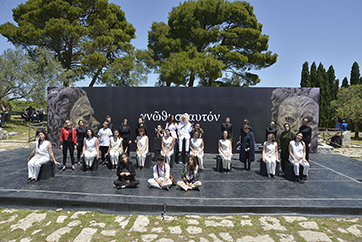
(148, 155, 172, 190)
(177, 113, 193, 157)
(136, 128, 148, 169)
(289, 132, 310, 183)
(190, 131, 204, 170)
(218, 130, 233, 174)
(262, 133, 280, 178)
(81, 129, 99, 172)
(161, 129, 175, 165)
(27, 131, 60, 182)
(106, 129, 123, 170)
(165, 115, 178, 139)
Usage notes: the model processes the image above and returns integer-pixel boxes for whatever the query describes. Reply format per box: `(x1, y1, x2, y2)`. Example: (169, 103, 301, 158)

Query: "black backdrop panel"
(47, 87, 319, 153)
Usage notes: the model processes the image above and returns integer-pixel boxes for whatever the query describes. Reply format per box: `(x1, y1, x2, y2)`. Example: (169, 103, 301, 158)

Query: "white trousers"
(222, 157, 232, 170)
(177, 180, 202, 191)
(290, 159, 310, 176)
(190, 152, 204, 169)
(28, 155, 49, 179)
(148, 177, 172, 189)
(178, 136, 190, 152)
(265, 157, 276, 175)
(161, 150, 174, 165)
(84, 150, 97, 166)
(137, 152, 148, 167)
(109, 150, 120, 166)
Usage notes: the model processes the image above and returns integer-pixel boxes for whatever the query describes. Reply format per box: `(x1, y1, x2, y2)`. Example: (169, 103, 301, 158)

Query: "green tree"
(331, 84, 362, 137)
(300, 61, 310, 87)
(327, 65, 339, 101)
(0, 0, 142, 87)
(341, 77, 349, 87)
(0, 47, 71, 103)
(350, 62, 360, 85)
(147, 0, 277, 87)
(310, 62, 317, 87)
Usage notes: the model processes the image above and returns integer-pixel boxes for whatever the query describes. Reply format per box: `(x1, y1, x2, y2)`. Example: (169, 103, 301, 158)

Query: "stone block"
(342, 131, 351, 146)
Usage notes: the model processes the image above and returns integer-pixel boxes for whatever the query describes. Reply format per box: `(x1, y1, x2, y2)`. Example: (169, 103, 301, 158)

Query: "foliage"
(300, 61, 311, 87)
(341, 77, 349, 87)
(331, 84, 362, 137)
(0, 47, 71, 104)
(0, 0, 144, 87)
(147, 0, 277, 87)
(350, 61, 360, 85)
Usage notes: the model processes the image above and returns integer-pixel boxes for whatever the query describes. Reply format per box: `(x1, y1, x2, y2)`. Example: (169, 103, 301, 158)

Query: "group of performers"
(26, 113, 312, 187)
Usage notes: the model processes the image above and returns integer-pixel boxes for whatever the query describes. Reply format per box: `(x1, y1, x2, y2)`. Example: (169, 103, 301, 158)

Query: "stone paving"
(1, 208, 362, 242)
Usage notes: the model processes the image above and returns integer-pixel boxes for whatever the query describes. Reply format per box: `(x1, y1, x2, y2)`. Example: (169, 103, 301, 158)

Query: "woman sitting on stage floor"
(106, 129, 123, 170)
(177, 155, 202, 191)
(136, 128, 148, 170)
(289, 132, 310, 184)
(81, 129, 99, 172)
(161, 129, 175, 165)
(114, 154, 139, 189)
(218, 130, 233, 174)
(262, 133, 279, 178)
(190, 131, 204, 171)
(27, 131, 60, 183)
(239, 125, 255, 170)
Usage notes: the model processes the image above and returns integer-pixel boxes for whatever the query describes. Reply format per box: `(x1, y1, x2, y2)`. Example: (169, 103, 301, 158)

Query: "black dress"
(76, 127, 87, 162)
(114, 160, 139, 188)
(299, 125, 312, 161)
(120, 125, 131, 156)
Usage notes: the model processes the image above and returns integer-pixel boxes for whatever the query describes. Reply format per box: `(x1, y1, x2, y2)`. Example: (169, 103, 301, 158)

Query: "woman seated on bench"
(114, 154, 139, 189)
(262, 133, 279, 178)
(27, 131, 60, 183)
(289, 132, 310, 183)
(81, 129, 99, 172)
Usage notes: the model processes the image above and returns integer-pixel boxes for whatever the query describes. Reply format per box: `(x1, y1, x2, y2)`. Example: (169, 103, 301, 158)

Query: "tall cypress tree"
(350, 62, 360, 85)
(341, 77, 349, 87)
(327, 65, 338, 100)
(300, 61, 310, 87)
(317, 63, 330, 127)
(310, 62, 317, 87)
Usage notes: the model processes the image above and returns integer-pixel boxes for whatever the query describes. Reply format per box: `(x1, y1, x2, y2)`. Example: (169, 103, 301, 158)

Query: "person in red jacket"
(60, 120, 77, 171)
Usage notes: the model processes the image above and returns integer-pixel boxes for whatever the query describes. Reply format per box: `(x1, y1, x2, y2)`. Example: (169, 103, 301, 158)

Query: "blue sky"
(1, 0, 361, 87)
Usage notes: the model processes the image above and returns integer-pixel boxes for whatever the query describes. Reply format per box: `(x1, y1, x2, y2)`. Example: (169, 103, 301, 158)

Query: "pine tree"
(310, 62, 317, 87)
(341, 77, 349, 87)
(327, 65, 339, 100)
(300, 61, 310, 87)
(350, 62, 360, 85)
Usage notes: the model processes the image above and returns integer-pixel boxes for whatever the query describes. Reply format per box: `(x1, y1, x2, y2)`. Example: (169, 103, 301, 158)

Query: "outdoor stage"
(1, 148, 362, 216)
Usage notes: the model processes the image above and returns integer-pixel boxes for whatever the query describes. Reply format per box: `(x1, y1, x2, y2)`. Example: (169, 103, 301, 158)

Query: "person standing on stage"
(265, 121, 277, 141)
(136, 128, 148, 169)
(177, 113, 193, 157)
(289, 132, 310, 183)
(278, 123, 295, 174)
(105, 115, 114, 132)
(81, 128, 99, 172)
(191, 123, 204, 138)
(190, 131, 204, 170)
(298, 118, 312, 161)
(76, 120, 87, 165)
(27, 131, 60, 182)
(239, 125, 255, 170)
(221, 117, 233, 137)
(119, 119, 131, 156)
(161, 129, 175, 165)
(98, 121, 113, 166)
(218, 130, 233, 174)
(135, 117, 148, 142)
(165, 114, 178, 156)
(114, 153, 139, 189)
(148, 155, 172, 190)
(60, 120, 77, 171)
(262, 133, 279, 178)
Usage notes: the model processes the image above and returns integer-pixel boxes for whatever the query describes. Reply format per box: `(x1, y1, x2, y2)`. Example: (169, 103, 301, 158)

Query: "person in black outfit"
(265, 121, 277, 141)
(76, 120, 87, 164)
(119, 119, 131, 156)
(239, 125, 255, 170)
(60, 120, 77, 171)
(221, 117, 233, 137)
(299, 118, 312, 161)
(106, 115, 114, 132)
(114, 153, 139, 189)
(135, 117, 148, 142)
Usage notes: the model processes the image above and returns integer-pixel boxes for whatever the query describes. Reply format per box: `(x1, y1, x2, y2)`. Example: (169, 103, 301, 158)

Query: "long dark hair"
(86, 128, 94, 139)
(37, 131, 49, 147)
(167, 115, 176, 124)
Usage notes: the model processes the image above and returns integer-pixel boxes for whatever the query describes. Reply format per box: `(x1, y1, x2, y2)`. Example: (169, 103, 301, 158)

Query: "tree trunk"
(354, 122, 359, 138)
(188, 73, 195, 87)
(89, 68, 103, 87)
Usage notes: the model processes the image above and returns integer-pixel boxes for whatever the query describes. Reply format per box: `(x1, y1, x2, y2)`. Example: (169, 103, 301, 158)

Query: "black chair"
(216, 155, 223, 172)
(144, 153, 153, 168)
(284, 161, 304, 181)
(38, 160, 55, 180)
(259, 158, 280, 176)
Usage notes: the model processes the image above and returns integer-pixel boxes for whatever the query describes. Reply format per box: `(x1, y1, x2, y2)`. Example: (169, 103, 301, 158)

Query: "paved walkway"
(1, 208, 362, 242)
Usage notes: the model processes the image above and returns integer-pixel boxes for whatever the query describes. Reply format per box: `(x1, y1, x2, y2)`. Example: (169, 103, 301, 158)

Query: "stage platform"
(1, 148, 362, 216)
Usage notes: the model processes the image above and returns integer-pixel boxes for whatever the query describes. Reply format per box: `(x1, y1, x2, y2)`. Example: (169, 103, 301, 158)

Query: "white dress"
(190, 138, 204, 169)
(136, 135, 149, 166)
(109, 137, 123, 165)
(218, 139, 232, 170)
(161, 136, 174, 164)
(84, 137, 97, 166)
(264, 141, 277, 175)
(165, 122, 178, 139)
(289, 140, 310, 176)
(28, 140, 51, 179)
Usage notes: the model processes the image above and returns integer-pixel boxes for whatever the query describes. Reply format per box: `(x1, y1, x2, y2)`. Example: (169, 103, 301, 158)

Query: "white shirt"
(36, 140, 50, 158)
(289, 140, 304, 161)
(85, 137, 97, 152)
(165, 122, 178, 138)
(177, 122, 192, 136)
(153, 163, 170, 179)
(264, 141, 277, 158)
(98, 128, 112, 146)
